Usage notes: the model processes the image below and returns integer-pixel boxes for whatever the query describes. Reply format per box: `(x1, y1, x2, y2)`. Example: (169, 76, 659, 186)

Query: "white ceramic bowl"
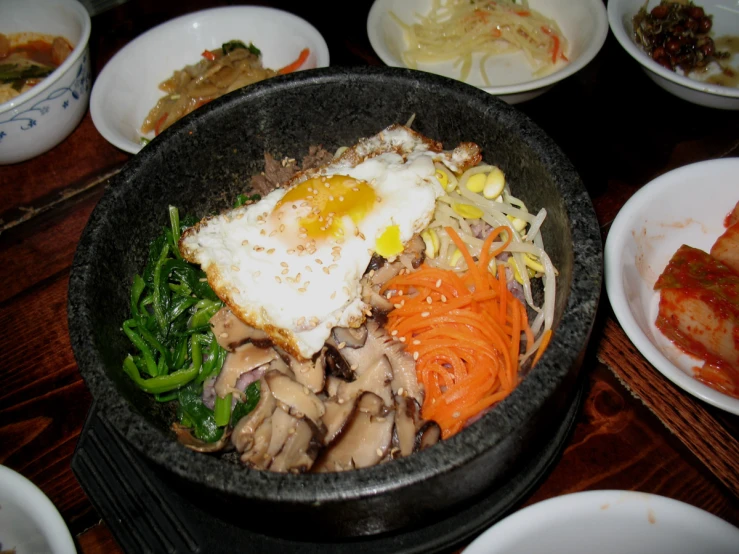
(0, 0, 91, 165)
(604, 158, 739, 415)
(608, 0, 739, 110)
(367, 0, 608, 104)
(90, 6, 330, 155)
(464, 490, 739, 554)
(0, 465, 76, 554)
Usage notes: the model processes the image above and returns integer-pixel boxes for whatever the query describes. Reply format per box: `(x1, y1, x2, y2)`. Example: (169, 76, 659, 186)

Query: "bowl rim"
(604, 157, 739, 415)
(69, 66, 602, 505)
(463, 489, 739, 553)
(607, 0, 739, 100)
(89, 4, 330, 155)
(0, 0, 91, 115)
(0, 464, 77, 554)
(366, 0, 609, 96)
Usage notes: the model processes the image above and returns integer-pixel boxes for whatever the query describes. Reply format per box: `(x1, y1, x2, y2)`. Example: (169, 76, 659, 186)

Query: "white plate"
(464, 490, 739, 554)
(0, 465, 76, 554)
(367, 0, 608, 104)
(90, 6, 330, 154)
(604, 158, 739, 415)
(608, 0, 739, 110)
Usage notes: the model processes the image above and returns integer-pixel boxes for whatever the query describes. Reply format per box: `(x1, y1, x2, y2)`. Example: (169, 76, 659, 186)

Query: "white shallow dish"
(464, 490, 739, 554)
(367, 0, 608, 104)
(90, 6, 330, 155)
(604, 158, 739, 415)
(608, 0, 739, 110)
(0, 465, 76, 554)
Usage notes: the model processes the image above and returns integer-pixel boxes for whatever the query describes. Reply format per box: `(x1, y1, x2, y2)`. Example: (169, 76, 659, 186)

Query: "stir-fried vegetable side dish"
(141, 40, 311, 138)
(0, 32, 73, 104)
(654, 200, 739, 398)
(121, 125, 557, 472)
(392, 0, 568, 85)
(633, 1, 730, 76)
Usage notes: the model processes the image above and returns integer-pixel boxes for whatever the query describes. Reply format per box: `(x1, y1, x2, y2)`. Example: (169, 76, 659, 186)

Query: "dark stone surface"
(68, 66, 602, 538)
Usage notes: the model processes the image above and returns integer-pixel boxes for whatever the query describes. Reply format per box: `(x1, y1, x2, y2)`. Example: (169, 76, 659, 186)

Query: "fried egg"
(180, 125, 481, 359)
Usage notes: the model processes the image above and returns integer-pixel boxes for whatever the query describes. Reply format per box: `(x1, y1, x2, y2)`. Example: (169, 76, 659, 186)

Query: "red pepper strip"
(154, 113, 168, 136)
(195, 99, 211, 109)
(278, 48, 310, 75)
(540, 26, 560, 64)
(514, 10, 530, 16)
(201, 49, 216, 61)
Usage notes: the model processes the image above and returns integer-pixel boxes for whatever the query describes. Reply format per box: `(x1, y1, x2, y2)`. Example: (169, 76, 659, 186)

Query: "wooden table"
(1, 1, 738, 552)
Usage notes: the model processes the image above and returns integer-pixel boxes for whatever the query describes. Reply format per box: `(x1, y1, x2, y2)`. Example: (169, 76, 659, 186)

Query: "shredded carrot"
(381, 226, 545, 439)
(533, 329, 553, 366)
(201, 49, 216, 61)
(154, 113, 168, 136)
(278, 48, 310, 75)
(540, 26, 560, 64)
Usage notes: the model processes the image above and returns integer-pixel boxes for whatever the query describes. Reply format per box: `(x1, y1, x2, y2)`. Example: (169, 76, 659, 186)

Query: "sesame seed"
(398, 290, 404, 296)
(241, 240, 249, 246)
(436, 279, 442, 288)
(413, 351, 419, 360)
(254, 246, 264, 252)
(275, 276, 282, 283)
(281, 269, 289, 275)
(305, 266, 313, 272)
(364, 308, 373, 317)
(328, 195, 334, 201)
(426, 296, 433, 304)
(297, 317, 305, 326)
(421, 311, 430, 317)
(336, 238, 345, 244)
(298, 287, 307, 293)
(412, 340, 421, 345)
(253, 271, 261, 277)
(338, 398, 345, 404)
(394, 303, 403, 309)
(219, 332, 228, 338)
(199, 278, 208, 282)
(358, 231, 366, 240)
(399, 337, 406, 342)
(339, 196, 344, 202)
(453, 412, 460, 418)
(323, 267, 330, 274)
(376, 448, 383, 457)
(281, 262, 288, 267)
(269, 230, 277, 237)
(267, 248, 275, 254)
(398, 387, 405, 396)
(351, 364, 358, 370)
(386, 291, 393, 299)
(391, 330, 398, 336)
(297, 245, 305, 251)
(287, 248, 295, 254)
(329, 264, 338, 271)
(441, 295, 448, 302)
(338, 341, 346, 349)
(231, 265, 240, 272)
(303, 387, 310, 395)
(369, 269, 375, 277)
(315, 258, 323, 264)
(331, 291, 336, 299)
(260, 229, 266, 236)
(280, 224, 286, 232)
(295, 273, 302, 283)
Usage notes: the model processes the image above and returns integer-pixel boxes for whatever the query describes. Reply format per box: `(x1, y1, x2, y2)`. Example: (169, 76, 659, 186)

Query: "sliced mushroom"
(313, 392, 395, 472)
(231, 377, 275, 452)
(331, 326, 368, 349)
(321, 396, 357, 445)
(215, 343, 278, 399)
(210, 307, 270, 351)
(172, 423, 232, 453)
(269, 418, 322, 473)
(325, 375, 344, 398)
(240, 416, 273, 469)
(361, 281, 395, 312)
(317, 344, 356, 382)
(416, 420, 442, 451)
(264, 370, 327, 434)
(285, 351, 325, 394)
(266, 406, 298, 459)
(392, 396, 422, 458)
(336, 354, 393, 407)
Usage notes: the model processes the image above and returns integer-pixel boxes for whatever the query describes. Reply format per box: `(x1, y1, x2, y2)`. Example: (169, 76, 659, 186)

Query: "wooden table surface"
(1, 1, 738, 552)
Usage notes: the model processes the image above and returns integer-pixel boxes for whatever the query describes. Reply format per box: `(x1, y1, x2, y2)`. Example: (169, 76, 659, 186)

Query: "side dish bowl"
(69, 67, 602, 542)
(463, 490, 739, 554)
(90, 5, 330, 155)
(367, 0, 608, 104)
(605, 158, 739, 415)
(608, 0, 739, 110)
(0, 0, 91, 165)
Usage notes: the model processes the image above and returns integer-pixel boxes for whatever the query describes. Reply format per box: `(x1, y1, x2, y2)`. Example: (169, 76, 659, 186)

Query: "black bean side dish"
(633, 1, 729, 74)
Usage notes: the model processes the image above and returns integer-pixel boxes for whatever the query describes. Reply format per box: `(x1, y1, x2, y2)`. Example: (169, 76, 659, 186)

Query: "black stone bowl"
(68, 67, 602, 541)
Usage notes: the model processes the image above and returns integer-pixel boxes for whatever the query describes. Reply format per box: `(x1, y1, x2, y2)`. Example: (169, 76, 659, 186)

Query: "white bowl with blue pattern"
(0, 0, 91, 165)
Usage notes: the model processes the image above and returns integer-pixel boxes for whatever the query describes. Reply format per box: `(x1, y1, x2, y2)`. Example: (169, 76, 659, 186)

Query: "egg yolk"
(275, 175, 376, 239)
(375, 225, 403, 258)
